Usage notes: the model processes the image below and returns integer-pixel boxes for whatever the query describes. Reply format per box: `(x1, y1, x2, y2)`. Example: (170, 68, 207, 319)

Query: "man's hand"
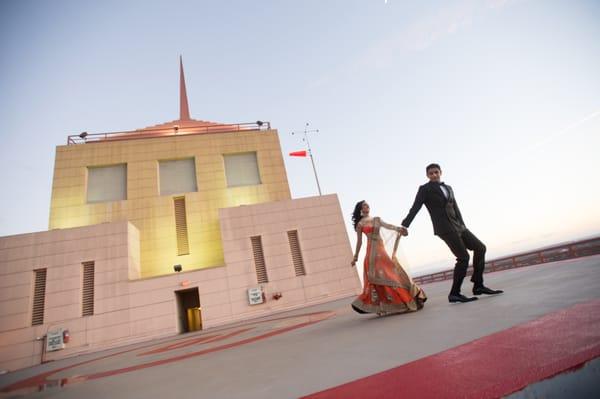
(399, 226, 409, 236)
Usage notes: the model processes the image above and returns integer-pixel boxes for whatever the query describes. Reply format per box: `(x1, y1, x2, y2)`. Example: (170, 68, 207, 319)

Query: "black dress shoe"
(448, 293, 478, 303)
(473, 286, 504, 295)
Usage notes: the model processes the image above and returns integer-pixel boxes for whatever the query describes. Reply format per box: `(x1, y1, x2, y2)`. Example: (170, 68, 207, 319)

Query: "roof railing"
(67, 121, 271, 145)
(412, 236, 600, 285)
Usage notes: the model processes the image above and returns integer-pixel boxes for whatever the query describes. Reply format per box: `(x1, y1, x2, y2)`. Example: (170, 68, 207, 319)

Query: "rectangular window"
(87, 164, 127, 203)
(250, 236, 268, 283)
(287, 230, 306, 276)
(159, 158, 198, 196)
(174, 197, 190, 255)
(224, 152, 261, 187)
(82, 262, 95, 316)
(32, 269, 47, 326)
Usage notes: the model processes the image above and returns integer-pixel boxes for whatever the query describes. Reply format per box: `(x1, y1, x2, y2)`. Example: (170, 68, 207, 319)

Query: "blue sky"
(1, 0, 599, 274)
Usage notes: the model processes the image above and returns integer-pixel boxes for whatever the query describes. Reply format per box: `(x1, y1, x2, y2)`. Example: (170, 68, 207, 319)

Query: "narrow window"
(32, 269, 47, 326)
(287, 230, 306, 276)
(251, 236, 268, 283)
(82, 262, 95, 316)
(174, 196, 190, 255)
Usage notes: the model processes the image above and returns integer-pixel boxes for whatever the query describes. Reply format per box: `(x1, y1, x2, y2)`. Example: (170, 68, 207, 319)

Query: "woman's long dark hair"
(352, 200, 365, 230)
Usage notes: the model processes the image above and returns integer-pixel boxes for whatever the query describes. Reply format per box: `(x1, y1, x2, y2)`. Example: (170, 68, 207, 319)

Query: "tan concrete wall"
(0, 195, 360, 372)
(0, 222, 141, 371)
(0, 221, 205, 372)
(216, 194, 361, 326)
(49, 129, 291, 278)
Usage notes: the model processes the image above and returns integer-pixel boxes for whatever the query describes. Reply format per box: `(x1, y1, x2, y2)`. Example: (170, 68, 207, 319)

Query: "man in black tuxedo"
(400, 163, 503, 303)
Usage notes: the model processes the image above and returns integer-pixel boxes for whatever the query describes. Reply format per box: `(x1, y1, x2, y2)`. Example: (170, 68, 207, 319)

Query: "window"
(82, 262, 95, 316)
(287, 230, 306, 276)
(87, 164, 127, 203)
(224, 152, 261, 187)
(32, 269, 47, 326)
(250, 236, 268, 283)
(174, 197, 190, 255)
(159, 158, 197, 195)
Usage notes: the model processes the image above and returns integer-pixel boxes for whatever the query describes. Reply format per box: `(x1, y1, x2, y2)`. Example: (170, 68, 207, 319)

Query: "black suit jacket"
(401, 181, 465, 236)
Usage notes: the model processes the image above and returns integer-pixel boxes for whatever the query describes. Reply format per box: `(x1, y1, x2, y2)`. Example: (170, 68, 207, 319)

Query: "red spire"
(179, 55, 191, 121)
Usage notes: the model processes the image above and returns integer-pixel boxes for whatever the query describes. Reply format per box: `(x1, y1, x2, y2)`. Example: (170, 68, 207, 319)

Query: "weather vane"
(290, 123, 322, 196)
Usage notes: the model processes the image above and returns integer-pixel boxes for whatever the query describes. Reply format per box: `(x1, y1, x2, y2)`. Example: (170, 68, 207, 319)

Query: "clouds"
(358, 0, 523, 70)
(307, 0, 523, 91)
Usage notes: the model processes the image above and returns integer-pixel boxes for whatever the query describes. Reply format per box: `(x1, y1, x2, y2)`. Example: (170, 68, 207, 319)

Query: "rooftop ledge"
(67, 120, 271, 145)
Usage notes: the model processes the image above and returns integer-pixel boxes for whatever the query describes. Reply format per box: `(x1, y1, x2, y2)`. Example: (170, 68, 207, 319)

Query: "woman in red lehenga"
(351, 200, 427, 315)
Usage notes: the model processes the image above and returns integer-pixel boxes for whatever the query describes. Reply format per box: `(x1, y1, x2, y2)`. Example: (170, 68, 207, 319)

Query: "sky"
(1, 0, 599, 275)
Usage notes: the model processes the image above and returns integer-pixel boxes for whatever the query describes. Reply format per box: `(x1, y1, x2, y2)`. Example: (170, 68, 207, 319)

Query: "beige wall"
(0, 222, 141, 372)
(0, 195, 360, 372)
(217, 194, 361, 325)
(49, 129, 291, 278)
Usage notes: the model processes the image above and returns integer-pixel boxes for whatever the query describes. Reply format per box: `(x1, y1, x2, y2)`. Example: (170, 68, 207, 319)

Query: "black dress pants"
(439, 229, 487, 295)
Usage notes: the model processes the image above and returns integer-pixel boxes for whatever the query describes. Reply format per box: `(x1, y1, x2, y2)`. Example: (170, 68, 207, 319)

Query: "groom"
(400, 163, 503, 303)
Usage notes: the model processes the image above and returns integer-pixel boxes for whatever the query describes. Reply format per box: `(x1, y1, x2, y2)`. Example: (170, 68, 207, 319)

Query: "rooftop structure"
(0, 60, 360, 372)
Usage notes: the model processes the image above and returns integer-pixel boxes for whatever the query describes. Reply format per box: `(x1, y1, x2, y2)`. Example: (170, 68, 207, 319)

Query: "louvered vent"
(250, 236, 268, 283)
(32, 269, 47, 326)
(287, 230, 306, 276)
(82, 261, 95, 316)
(174, 196, 190, 255)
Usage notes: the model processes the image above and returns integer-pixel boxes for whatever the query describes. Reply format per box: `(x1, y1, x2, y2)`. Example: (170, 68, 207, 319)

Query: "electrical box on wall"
(247, 287, 264, 305)
(46, 328, 65, 352)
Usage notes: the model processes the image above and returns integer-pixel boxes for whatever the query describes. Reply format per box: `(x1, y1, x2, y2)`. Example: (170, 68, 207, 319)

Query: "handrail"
(412, 236, 600, 285)
(67, 121, 271, 145)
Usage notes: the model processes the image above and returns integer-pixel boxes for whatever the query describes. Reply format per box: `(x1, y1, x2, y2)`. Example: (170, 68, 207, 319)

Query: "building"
(0, 60, 361, 372)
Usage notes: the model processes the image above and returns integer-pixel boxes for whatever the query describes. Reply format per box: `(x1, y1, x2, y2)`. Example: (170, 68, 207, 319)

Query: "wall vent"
(82, 261, 95, 316)
(174, 196, 190, 255)
(32, 269, 47, 326)
(251, 236, 268, 283)
(287, 230, 306, 276)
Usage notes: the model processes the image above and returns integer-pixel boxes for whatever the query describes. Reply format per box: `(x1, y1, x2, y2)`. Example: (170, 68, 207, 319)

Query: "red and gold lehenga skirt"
(352, 221, 427, 315)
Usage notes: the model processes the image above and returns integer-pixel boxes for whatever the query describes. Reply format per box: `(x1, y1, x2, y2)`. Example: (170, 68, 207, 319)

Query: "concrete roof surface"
(1, 255, 599, 399)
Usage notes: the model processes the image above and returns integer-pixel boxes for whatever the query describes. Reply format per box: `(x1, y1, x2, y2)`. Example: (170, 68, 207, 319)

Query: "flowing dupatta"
(352, 217, 426, 314)
(381, 219, 412, 274)
(366, 217, 416, 290)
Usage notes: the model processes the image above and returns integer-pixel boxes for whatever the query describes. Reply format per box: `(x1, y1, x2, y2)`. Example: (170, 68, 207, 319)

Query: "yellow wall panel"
(50, 129, 290, 278)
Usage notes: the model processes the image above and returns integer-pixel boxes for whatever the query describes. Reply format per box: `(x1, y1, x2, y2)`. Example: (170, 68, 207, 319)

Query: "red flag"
(289, 150, 307, 157)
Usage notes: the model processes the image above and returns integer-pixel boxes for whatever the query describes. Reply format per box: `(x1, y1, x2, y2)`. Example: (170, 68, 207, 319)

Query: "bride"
(351, 200, 427, 315)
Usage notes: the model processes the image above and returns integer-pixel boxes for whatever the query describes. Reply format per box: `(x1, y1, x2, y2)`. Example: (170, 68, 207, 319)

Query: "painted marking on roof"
(302, 299, 600, 399)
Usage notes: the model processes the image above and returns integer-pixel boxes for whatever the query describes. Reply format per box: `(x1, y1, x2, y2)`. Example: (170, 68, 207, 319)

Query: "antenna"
(291, 123, 322, 196)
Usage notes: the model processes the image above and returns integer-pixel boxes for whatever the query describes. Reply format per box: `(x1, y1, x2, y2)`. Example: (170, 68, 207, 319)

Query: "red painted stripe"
(139, 333, 229, 356)
(303, 300, 600, 399)
(2, 311, 335, 393)
(84, 318, 331, 381)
